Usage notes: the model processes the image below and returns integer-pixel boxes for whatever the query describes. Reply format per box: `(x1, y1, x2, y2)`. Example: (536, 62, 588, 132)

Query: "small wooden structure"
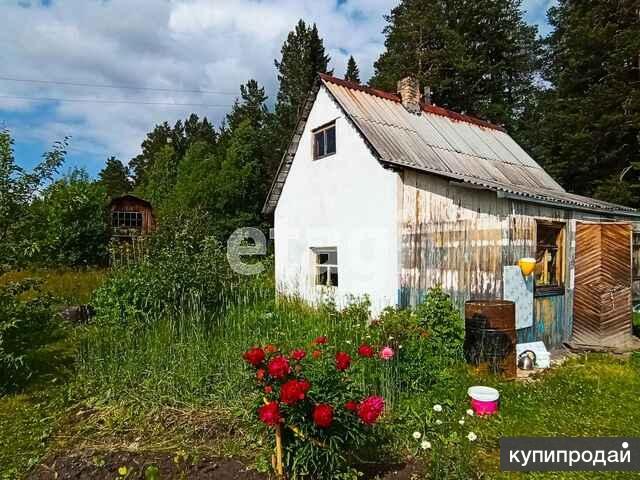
(573, 222, 633, 348)
(108, 195, 155, 242)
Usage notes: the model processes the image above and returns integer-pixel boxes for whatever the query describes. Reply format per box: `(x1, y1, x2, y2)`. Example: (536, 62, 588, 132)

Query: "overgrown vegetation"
(3, 2, 640, 478)
(0, 278, 58, 392)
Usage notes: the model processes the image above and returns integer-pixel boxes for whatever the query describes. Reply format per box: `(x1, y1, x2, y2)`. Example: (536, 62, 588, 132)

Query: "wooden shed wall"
(398, 170, 577, 347)
(109, 197, 156, 234)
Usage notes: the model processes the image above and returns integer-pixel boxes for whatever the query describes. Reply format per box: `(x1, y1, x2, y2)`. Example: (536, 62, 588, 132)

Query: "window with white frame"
(312, 121, 336, 159)
(312, 247, 338, 287)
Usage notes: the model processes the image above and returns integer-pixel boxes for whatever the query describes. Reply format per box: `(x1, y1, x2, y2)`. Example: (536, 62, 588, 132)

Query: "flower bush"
(409, 404, 479, 479)
(242, 336, 388, 478)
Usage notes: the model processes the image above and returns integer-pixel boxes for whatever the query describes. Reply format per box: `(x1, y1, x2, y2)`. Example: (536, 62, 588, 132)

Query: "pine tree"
(274, 20, 331, 147)
(97, 156, 132, 199)
(345, 56, 361, 83)
(370, 0, 540, 130)
(522, 0, 640, 206)
(225, 79, 270, 132)
(129, 115, 217, 190)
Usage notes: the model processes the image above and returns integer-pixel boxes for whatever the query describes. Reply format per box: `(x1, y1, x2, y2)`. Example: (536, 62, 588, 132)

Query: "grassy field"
(0, 268, 106, 305)
(0, 331, 76, 478)
(2, 267, 640, 479)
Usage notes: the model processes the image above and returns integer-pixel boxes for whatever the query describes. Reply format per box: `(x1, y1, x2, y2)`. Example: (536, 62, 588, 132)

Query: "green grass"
(3, 267, 640, 479)
(75, 295, 385, 409)
(0, 333, 76, 478)
(0, 268, 106, 305)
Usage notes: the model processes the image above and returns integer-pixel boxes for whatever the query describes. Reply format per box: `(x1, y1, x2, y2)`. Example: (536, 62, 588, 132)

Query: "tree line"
(2, 0, 638, 268)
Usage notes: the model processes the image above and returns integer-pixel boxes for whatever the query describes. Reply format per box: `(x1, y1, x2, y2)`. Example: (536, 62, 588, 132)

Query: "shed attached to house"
(265, 74, 640, 350)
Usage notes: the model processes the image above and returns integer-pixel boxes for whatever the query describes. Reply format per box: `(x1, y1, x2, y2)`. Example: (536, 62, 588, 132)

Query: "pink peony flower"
(379, 346, 394, 360)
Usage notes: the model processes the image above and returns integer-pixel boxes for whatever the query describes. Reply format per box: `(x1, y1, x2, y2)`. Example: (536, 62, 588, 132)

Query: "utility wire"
(0, 94, 233, 108)
(0, 76, 238, 95)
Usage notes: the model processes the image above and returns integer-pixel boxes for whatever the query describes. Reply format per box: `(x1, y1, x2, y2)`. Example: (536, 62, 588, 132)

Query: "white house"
(264, 74, 640, 349)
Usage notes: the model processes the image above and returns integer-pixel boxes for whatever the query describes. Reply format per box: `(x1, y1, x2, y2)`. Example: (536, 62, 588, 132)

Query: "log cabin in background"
(265, 74, 640, 352)
(108, 195, 155, 265)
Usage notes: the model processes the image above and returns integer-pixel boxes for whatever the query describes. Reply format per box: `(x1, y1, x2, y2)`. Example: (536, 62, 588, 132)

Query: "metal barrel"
(464, 300, 516, 378)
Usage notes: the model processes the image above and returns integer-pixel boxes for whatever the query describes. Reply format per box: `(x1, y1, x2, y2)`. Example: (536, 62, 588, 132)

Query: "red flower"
(344, 401, 360, 412)
(335, 351, 352, 371)
(256, 368, 265, 380)
(291, 349, 306, 361)
(312, 350, 322, 359)
(267, 356, 290, 379)
(259, 402, 281, 426)
(243, 347, 265, 367)
(357, 396, 385, 424)
(313, 336, 328, 345)
(264, 344, 278, 354)
(298, 379, 311, 393)
(264, 385, 273, 394)
(357, 344, 375, 358)
(280, 379, 309, 405)
(313, 404, 334, 428)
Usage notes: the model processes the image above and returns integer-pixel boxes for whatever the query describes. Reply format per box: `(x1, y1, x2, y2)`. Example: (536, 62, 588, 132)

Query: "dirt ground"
(27, 451, 424, 479)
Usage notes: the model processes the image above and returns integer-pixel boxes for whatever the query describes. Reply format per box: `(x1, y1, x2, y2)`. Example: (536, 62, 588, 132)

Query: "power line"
(0, 76, 238, 96)
(0, 94, 234, 108)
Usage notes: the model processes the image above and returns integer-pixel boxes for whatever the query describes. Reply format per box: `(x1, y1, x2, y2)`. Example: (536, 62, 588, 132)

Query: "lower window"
(312, 247, 338, 287)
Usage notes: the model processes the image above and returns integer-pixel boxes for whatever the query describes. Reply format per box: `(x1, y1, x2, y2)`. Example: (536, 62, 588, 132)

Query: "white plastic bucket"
(468, 386, 500, 415)
(468, 386, 500, 402)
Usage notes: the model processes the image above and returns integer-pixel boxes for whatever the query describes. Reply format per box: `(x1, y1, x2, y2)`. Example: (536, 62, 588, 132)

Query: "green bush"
(92, 221, 268, 326)
(28, 169, 109, 267)
(414, 286, 465, 361)
(371, 286, 465, 393)
(0, 278, 56, 392)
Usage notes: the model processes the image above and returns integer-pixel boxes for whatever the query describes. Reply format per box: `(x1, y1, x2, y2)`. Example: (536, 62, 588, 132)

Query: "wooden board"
(573, 222, 633, 347)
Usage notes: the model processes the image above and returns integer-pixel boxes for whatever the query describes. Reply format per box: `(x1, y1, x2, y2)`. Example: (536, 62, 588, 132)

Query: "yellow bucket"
(518, 257, 536, 276)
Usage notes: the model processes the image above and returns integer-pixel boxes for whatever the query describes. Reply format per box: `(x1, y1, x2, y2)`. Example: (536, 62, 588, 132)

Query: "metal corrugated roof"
(263, 75, 638, 217)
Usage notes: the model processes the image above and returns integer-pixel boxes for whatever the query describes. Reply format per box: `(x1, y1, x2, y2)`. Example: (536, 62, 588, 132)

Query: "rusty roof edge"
(319, 73, 506, 132)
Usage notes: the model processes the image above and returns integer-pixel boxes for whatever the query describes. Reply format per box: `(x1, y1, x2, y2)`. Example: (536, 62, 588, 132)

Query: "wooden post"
(274, 423, 284, 478)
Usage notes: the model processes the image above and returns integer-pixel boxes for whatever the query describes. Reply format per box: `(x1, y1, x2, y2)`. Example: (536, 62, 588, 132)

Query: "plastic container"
(468, 386, 500, 416)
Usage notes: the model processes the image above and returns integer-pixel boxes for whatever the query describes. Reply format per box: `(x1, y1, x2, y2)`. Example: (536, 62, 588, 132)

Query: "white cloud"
(1, 0, 397, 168)
(3, 0, 550, 169)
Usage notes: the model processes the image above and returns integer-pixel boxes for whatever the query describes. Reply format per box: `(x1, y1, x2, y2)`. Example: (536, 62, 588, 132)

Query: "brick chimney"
(397, 76, 421, 114)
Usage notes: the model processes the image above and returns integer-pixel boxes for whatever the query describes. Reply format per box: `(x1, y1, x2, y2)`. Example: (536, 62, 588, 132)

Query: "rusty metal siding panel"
(517, 295, 566, 348)
(572, 222, 633, 347)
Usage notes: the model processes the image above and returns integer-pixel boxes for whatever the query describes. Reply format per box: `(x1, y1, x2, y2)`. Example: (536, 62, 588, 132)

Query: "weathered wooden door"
(573, 222, 633, 347)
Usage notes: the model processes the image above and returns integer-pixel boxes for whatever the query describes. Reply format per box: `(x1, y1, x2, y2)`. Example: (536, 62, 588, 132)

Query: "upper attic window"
(313, 121, 336, 160)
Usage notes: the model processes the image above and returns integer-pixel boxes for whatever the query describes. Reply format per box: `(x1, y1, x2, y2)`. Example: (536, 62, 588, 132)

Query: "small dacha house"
(264, 74, 640, 350)
(108, 194, 156, 242)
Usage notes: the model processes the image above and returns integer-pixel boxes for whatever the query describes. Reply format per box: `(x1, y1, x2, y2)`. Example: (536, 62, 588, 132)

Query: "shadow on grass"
(0, 325, 79, 478)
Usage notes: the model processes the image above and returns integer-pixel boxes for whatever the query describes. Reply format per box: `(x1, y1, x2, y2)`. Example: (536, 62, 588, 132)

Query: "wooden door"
(573, 222, 632, 347)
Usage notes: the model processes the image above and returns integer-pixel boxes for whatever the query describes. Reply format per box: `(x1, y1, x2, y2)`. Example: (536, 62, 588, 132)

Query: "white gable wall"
(274, 86, 399, 315)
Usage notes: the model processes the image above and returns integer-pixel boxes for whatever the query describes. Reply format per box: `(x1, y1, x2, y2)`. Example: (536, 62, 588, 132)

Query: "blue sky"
(1, 0, 555, 177)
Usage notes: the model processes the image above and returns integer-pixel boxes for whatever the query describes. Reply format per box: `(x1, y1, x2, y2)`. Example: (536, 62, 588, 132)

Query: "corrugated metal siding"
(399, 171, 580, 348)
(322, 79, 565, 190)
(517, 295, 567, 348)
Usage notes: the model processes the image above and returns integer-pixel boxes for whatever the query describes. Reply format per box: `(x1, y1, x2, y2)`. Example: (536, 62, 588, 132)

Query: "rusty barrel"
(464, 300, 516, 378)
